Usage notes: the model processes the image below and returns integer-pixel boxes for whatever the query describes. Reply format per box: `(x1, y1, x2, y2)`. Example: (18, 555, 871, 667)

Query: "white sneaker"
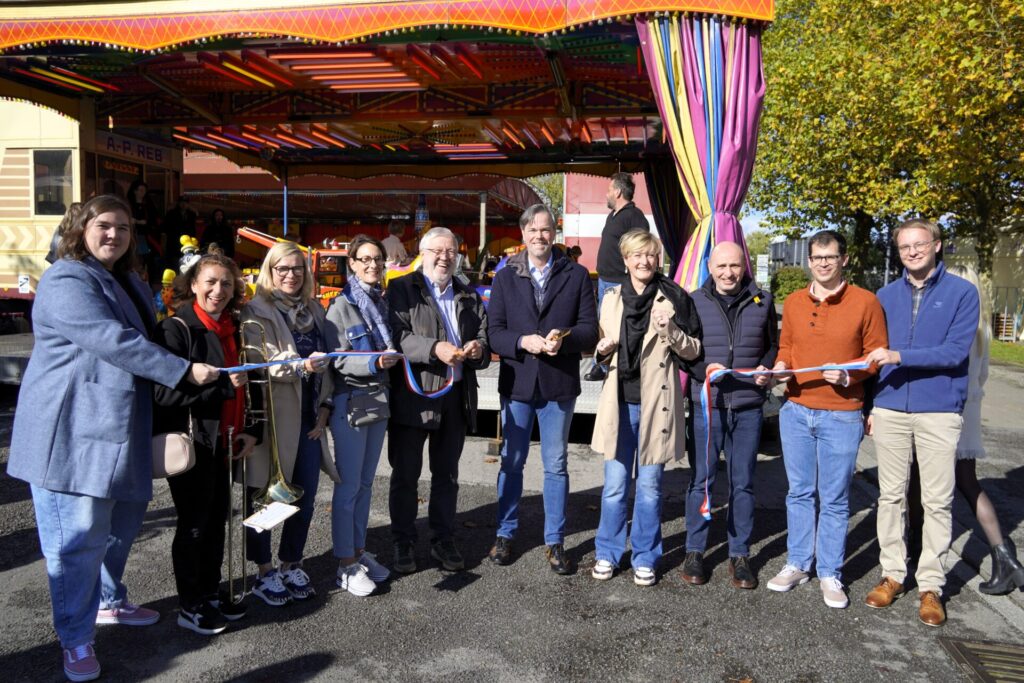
(359, 551, 391, 583)
(280, 565, 316, 600)
(633, 566, 657, 587)
(820, 577, 849, 609)
(251, 569, 291, 607)
(591, 559, 615, 581)
(767, 564, 810, 592)
(337, 562, 376, 597)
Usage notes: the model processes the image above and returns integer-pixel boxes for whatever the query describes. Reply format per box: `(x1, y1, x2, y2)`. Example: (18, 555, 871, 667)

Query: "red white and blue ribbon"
(222, 350, 455, 399)
(697, 360, 872, 520)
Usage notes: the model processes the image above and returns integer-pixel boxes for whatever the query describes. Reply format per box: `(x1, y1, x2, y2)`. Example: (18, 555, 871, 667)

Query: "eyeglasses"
(272, 265, 305, 276)
(808, 254, 841, 265)
(351, 256, 384, 265)
(423, 248, 457, 258)
(897, 240, 935, 254)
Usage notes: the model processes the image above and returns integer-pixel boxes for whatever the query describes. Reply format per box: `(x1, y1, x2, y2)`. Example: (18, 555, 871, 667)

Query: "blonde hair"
(894, 218, 942, 244)
(255, 241, 314, 302)
(618, 229, 662, 260)
(947, 264, 991, 355)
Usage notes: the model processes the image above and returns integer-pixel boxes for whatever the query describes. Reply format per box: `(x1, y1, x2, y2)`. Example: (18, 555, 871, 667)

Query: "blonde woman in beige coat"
(590, 230, 702, 586)
(241, 241, 337, 607)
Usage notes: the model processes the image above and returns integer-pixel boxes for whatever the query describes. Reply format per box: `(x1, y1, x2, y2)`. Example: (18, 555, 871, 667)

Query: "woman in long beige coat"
(590, 230, 701, 586)
(241, 241, 336, 607)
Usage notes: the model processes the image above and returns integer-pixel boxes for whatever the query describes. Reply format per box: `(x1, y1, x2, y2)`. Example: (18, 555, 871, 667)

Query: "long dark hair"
(56, 195, 138, 274)
(172, 251, 246, 318)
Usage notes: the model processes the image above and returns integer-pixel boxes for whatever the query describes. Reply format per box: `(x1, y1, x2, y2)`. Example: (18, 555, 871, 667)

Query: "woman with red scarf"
(153, 252, 257, 635)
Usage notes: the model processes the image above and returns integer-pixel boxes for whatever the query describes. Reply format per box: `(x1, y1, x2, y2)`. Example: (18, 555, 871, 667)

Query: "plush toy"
(155, 268, 176, 321)
(179, 235, 201, 274)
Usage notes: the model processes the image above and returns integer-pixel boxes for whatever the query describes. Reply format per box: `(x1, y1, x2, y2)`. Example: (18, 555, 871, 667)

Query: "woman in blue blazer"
(7, 195, 220, 683)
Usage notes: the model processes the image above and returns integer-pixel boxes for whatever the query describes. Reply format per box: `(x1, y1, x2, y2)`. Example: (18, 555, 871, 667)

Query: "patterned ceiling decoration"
(0, 2, 773, 51)
(0, 1, 772, 179)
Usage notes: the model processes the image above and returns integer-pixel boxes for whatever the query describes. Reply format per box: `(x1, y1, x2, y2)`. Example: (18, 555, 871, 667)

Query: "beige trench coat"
(590, 285, 701, 466)
(240, 295, 339, 487)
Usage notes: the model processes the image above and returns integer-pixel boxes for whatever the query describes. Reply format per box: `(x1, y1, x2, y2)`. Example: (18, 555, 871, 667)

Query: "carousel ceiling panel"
(0, 1, 771, 177)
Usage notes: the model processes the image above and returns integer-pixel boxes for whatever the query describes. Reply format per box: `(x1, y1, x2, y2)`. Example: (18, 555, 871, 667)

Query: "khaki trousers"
(871, 407, 961, 594)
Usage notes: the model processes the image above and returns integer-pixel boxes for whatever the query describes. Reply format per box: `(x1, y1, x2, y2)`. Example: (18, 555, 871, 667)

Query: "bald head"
(709, 241, 746, 295)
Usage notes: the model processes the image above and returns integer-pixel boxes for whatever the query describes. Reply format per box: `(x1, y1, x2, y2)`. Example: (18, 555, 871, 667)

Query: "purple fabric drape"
(636, 15, 766, 291)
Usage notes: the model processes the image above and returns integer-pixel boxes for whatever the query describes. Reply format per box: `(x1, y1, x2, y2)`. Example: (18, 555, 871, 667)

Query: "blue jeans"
(329, 390, 388, 559)
(496, 396, 575, 545)
(779, 400, 864, 580)
(595, 401, 665, 569)
(589, 278, 618, 371)
(31, 486, 148, 648)
(246, 403, 323, 565)
(686, 405, 762, 556)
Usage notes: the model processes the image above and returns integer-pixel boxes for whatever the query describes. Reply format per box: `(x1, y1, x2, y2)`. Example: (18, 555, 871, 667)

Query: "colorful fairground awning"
(0, 0, 773, 287)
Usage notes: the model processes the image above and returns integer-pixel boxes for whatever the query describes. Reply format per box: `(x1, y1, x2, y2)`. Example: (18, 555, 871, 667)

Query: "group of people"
(8, 178, 1022, 681)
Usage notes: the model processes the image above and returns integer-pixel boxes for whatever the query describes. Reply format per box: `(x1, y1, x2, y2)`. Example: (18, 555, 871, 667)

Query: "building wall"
(0, 101, 80, 297)
(561, 173, 654, 272)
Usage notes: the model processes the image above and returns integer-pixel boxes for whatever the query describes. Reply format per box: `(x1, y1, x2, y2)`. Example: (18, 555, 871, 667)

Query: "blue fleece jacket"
(872, 261, 979, 414)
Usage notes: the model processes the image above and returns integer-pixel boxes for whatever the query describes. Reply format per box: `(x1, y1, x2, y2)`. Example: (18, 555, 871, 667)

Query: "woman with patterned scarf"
(153, 252, 257, 634)
(324, 234, 401, 596)
(241, 241, 335, 607)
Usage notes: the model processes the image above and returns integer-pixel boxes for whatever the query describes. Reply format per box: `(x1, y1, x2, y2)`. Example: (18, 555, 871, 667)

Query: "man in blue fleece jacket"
(863, 219, 980, 627)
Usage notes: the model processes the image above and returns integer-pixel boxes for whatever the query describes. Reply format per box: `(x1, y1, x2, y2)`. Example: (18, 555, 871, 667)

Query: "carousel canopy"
(0, 1, 773, 179)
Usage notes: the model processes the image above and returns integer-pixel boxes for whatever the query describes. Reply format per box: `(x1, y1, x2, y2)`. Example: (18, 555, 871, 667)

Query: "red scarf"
(193, 301, 244, 448)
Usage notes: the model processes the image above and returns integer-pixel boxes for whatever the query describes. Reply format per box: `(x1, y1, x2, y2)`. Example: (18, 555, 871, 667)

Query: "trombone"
(239, 318, 304, 507)
(226, 319, 304, 604)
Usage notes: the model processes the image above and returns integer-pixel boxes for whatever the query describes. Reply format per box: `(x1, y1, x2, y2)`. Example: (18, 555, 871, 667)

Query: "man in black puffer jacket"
(681, 241, 777, 590)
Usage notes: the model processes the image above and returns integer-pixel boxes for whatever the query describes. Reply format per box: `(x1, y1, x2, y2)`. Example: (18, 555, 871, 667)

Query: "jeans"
(388, 383, 466, 544)
(31, 485, 148, 649)
(496, 396, 575, 545)
(594, 401, 665, 569)
(167, 443, 230, 607)
(686, 405, 762, 556)
(246, 402, 322, 565)
(589, 278, 619, 371)
(330, 390, 388, 559)
(778, 400, 864, 581)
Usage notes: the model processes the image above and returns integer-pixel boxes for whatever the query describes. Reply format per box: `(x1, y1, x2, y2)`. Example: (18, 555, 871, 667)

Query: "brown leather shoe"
(865, 577, 904, 609)
(918, 591, 946, 626)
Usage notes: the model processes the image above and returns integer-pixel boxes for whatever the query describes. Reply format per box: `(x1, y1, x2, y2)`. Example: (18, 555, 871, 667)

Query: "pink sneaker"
(95, 602, 159, 626)
(63, 642, 100, 682)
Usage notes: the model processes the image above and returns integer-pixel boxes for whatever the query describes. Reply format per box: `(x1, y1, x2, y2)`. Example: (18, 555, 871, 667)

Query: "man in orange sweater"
(766, 230, 888, 609)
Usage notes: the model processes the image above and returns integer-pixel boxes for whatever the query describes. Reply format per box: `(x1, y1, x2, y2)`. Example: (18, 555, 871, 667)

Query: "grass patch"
(991, 340, 1024, 367)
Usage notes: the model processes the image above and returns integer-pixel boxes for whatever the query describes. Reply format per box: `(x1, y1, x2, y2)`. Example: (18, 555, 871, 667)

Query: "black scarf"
(618, 278, 658, 383)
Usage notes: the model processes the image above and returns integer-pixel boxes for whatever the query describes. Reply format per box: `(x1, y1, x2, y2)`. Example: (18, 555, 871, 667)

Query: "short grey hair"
(419, 226, 457, 252)
(519, 204, 555, 230)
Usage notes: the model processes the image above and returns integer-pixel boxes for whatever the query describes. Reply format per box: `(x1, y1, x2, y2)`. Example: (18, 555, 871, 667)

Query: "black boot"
(979, 538, 1024, 595)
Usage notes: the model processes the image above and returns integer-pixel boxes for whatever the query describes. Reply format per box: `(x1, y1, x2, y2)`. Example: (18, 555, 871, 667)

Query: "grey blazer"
(8, 257, 190, 501)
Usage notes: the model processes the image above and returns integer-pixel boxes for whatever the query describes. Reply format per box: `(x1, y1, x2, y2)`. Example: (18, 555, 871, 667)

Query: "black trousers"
(167, 442, 230, 608)
(388, 384, 466, 544)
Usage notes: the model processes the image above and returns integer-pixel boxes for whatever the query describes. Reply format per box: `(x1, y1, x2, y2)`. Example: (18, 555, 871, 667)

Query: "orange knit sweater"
(777, 282, 888, 411)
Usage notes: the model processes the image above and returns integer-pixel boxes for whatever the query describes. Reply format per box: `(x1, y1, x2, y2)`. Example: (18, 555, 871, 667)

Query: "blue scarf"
(349, 277, 393, 350)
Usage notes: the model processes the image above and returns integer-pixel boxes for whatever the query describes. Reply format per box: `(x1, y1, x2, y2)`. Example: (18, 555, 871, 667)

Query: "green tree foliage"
(771, 266, 810, 300)
(526, 174, 564, 220)
(749, 0, 1024, 276)
(744, 229, 772, 257)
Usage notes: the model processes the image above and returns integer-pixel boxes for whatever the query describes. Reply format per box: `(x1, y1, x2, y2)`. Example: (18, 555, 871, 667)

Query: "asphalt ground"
(0, 366, 1022, 682)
